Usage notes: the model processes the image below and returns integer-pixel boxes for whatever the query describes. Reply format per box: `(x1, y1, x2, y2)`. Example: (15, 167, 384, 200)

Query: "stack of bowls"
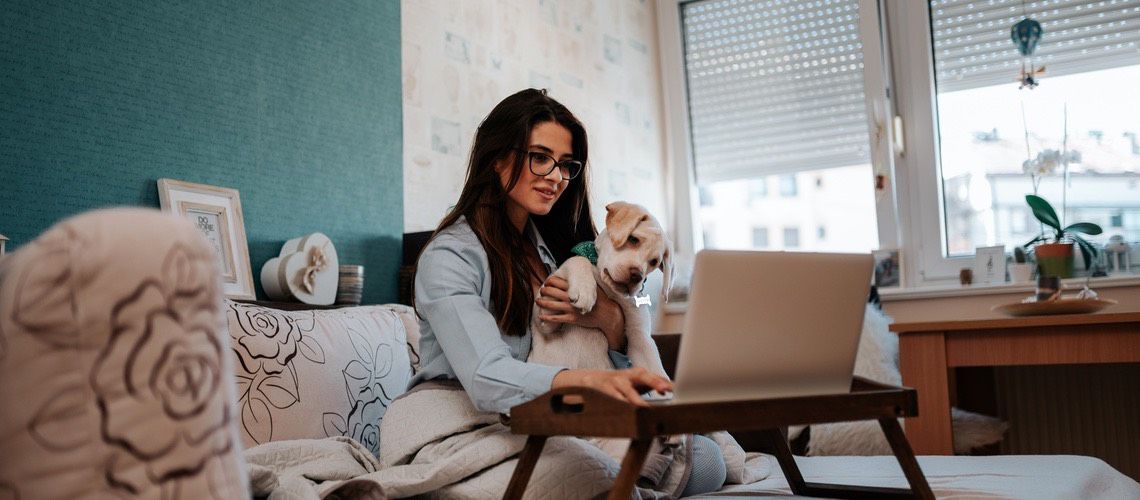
(336, 265, 364, 305)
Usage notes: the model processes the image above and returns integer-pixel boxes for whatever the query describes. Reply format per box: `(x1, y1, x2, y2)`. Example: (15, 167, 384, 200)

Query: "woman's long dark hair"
(417, 89, 597, 337)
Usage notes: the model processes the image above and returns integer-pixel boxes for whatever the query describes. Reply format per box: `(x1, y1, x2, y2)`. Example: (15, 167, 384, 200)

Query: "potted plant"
(1023, 194, 1102, 278)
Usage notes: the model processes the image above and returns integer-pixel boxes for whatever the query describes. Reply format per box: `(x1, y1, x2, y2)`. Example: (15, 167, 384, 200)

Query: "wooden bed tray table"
(504, 376, 934, 500)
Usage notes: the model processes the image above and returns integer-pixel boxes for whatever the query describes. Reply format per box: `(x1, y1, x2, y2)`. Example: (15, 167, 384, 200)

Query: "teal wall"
(1, 0, 403, 304)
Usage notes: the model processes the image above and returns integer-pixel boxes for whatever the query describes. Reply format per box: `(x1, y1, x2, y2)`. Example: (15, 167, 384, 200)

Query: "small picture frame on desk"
(158, 179, 256, 300)
(973, 245, 1006, 285)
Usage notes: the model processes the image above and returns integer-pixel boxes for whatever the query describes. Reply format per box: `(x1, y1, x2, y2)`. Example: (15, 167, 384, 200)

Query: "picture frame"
(157, 179, 256, 300)
(871, 248, 902, 288)
(973, 245, 1006, 285)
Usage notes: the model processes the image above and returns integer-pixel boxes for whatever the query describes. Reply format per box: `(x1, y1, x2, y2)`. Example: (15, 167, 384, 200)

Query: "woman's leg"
(681, 434, 727, 496)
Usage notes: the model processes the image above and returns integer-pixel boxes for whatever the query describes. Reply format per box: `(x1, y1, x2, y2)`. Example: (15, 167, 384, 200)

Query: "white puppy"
(528, 202, 673, 379)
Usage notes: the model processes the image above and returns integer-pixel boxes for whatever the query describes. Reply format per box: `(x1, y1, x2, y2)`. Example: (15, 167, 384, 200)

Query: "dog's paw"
(568, 279, 597, 314)
(535, 318, 559, 335)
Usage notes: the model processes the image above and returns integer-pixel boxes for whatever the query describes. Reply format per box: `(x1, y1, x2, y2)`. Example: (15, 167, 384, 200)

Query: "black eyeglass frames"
(519, 150, 583, 180)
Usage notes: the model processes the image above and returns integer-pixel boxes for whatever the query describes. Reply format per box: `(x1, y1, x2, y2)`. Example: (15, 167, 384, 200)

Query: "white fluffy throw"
(797, 305, 1008, 456)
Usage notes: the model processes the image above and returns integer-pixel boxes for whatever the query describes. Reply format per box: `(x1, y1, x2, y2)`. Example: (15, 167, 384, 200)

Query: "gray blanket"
(245, 382, 771, 499)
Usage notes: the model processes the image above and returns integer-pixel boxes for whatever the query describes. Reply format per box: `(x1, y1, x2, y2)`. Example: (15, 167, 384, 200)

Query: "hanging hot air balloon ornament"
(1012, 14, 1045, 89)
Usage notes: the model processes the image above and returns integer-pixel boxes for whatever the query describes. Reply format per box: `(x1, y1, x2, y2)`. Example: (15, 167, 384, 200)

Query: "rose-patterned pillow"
(225, 301, 413, 456)
(0, 208, 247, 499)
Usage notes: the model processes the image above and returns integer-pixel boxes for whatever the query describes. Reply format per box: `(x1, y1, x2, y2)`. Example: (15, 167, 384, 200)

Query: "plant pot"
(1034, 242, 1075, 278)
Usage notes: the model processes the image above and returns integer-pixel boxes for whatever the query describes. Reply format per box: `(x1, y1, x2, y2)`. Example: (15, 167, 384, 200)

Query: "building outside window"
(748, 178, 767, 203)
(783, 227, 800, 248)
(752, 226, 769, 248)
(777, 175, 798, 197)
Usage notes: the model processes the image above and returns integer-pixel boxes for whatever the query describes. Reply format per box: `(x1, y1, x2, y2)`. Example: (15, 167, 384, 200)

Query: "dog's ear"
(660, 242, 675, 302)
(605, 202, 648, 249)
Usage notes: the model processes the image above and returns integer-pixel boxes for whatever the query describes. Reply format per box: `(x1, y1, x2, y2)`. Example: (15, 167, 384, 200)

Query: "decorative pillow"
(225, 301, 413, 456)
(377, 303, 421, 374)
(0, 208, 247, 499)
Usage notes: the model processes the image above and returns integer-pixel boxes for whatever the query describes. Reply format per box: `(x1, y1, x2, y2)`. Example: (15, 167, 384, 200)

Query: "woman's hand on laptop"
(552, 367, 673, 407)
(537, 276, 627, 351)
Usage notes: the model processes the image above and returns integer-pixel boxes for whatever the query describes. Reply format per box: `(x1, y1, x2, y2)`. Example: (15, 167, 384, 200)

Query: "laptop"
(656, 250, 873, 404)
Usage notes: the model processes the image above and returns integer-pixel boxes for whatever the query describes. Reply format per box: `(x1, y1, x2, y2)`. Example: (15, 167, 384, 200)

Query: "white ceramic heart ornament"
(260, 233, 339, 305)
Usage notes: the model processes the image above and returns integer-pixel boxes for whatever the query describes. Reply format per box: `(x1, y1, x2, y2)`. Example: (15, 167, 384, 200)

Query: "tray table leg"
(766, 426, 930, 499)
(761, 428, 808, 492)
(880, 417, 935, 500)
(607, 438, 653, 500)
(504, 435, 547, 500)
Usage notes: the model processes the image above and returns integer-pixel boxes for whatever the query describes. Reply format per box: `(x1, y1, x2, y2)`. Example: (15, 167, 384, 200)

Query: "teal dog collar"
(570, 241, 598, 265)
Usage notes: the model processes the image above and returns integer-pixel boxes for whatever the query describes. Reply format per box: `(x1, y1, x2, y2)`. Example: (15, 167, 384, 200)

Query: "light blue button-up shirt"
(410, 216, 629, 413)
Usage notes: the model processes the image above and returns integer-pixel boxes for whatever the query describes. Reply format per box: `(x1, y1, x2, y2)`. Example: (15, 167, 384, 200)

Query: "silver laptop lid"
(674, 250, 873, 403)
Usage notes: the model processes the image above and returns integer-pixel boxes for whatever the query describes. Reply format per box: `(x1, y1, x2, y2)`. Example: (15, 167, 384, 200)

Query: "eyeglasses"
(519, 150, 583, 180)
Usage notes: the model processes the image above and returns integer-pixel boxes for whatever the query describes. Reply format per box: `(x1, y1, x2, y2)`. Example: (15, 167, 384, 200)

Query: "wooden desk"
(890, 311, 1140, 455)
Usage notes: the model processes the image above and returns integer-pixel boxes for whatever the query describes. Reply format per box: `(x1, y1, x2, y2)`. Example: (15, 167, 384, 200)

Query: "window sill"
(879, 272, 1140, 302)
(659, 272, 1140, 314)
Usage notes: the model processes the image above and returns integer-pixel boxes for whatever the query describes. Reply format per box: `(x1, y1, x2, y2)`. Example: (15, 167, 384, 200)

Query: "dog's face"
(595, 202, 674, 298)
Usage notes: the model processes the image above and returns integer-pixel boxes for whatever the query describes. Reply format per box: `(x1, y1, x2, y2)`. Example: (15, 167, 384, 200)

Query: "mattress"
(698, 454, 1140, 499)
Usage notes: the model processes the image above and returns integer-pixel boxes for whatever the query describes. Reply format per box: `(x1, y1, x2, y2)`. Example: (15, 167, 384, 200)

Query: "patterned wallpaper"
(402, 0, 669, 232)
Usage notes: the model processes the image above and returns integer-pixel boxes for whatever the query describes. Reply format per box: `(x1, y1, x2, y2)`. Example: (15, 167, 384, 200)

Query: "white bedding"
(699, 455, 1140, 499)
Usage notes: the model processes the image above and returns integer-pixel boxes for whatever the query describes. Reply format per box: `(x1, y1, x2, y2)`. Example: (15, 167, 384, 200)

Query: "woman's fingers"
(614, 379, 649, 407)
(538, 285, 570, 302)
(535, 297, 575, 312)
(539, 313, 579, 324)
(600, 385, 637, 406)
(543, 275, 570, 291)
(553, 369, 672, 407)
(627, 367, 674, 393)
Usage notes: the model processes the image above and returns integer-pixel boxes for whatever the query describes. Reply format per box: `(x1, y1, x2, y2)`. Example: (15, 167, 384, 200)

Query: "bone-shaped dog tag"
(634, 294, 652, 308)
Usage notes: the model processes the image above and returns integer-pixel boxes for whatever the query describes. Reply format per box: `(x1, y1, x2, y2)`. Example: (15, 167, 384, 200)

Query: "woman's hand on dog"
(537, 276, 626, 351)
(552, 367, 673, 407)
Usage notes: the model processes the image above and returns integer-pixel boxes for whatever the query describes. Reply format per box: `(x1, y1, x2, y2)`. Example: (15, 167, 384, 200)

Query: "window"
(748, 178, 767, 202)
(676, 0, 884, 255)
(663, 0, 1140, 287)
(752, 226, 769, 248)
(783, 227, 800, 248)
(891, 0, 1140, 282)
(778, 175, 798, 197)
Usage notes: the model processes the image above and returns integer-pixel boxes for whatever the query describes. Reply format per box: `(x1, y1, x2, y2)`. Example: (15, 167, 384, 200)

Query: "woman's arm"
(416, 241, 562, 413)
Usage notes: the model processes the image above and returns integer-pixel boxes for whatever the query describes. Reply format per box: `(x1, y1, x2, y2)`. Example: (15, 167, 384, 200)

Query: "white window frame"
(656, 0, 903, 274)
(882, 0, 975, 284)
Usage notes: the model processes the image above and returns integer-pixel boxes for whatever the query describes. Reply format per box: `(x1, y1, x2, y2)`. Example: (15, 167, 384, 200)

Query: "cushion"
(802, 305, 1007, 455)
(379, 303, 421, 374)
(225, 301, 414, 456)
(0, 208, 247, 498)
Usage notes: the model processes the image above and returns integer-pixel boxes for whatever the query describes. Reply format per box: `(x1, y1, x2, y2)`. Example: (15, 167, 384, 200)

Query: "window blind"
(681, 0, 872, 184)
(932, 0, 1140, 94)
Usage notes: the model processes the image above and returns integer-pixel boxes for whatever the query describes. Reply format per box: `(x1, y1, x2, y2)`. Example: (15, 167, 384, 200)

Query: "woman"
(388, 88, 725, 497)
